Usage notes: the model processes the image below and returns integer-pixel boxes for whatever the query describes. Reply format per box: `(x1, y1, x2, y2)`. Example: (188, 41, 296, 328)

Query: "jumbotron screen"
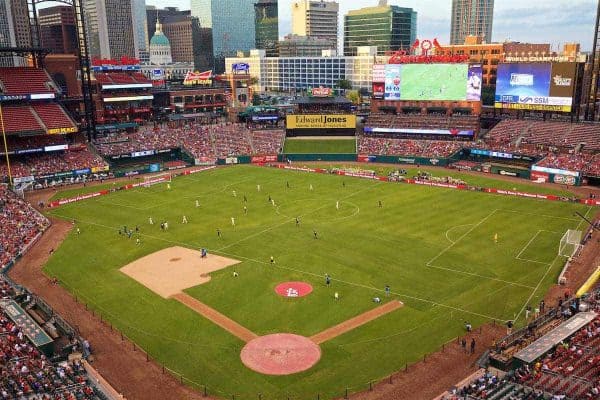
(494, 62, 576, 112)
(381, 64, 482, 102)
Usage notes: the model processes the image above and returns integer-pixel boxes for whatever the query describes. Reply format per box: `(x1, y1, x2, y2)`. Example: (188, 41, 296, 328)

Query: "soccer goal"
(142, 173, 172, 188)
(559, 229, 582, 258)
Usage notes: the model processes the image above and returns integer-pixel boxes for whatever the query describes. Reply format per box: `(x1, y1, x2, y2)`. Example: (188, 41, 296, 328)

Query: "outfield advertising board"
(383, 64, 482, 101)
(286, 115, 356, 129)
(494, 62, 576, 112)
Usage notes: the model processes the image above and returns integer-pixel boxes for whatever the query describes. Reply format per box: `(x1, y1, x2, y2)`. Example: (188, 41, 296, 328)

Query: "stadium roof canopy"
(514, 311, 597, 364)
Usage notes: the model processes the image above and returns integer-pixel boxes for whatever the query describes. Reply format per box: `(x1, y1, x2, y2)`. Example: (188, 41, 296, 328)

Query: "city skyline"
(140, 0, 597, 51)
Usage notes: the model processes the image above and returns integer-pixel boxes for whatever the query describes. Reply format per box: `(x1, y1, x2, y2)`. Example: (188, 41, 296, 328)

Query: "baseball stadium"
(1, 3, 600, 400)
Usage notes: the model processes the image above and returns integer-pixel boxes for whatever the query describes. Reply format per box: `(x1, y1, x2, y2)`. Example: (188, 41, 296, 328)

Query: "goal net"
(559, 229, 582, 258)
(142, 173, 172, 188)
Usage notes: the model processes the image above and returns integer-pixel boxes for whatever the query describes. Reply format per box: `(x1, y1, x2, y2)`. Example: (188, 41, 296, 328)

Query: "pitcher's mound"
(120, 246, 240, 298)
(240, 334, 321, 375)
(274, 282, 313, 298)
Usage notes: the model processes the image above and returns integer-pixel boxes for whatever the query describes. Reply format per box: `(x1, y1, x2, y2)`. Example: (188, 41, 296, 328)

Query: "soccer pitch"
(44, 165, 593, 399)
(401, 64, 467, 101)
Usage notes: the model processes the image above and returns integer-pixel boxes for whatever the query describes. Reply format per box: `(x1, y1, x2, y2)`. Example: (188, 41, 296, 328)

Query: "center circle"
(275, 282, 313, 298)
(240, 334, 321, 375)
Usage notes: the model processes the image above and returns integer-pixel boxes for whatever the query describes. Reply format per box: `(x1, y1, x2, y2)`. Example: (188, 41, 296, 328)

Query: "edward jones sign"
(286, 115, 356, 129)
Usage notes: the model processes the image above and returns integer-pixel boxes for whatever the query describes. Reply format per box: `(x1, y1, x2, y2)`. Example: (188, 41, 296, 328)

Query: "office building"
(191, 0, 256, 72)
(132, 0, 149, 62)
(292, 0, 339, 50)
(146, 6, 190, 42)
(226, 47, 386, 92)
(450, 0, 494, 45)
(84, 0, 136, 59)
(279, 34, 335, 57)
(38, 6, 78, 55)
(344, 1, 416, 56)
(0, 0, 30, 66)
(255, 0, 279, 57)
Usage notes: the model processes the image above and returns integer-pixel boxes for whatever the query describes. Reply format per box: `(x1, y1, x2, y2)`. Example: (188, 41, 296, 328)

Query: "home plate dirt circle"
(240, 334, 321, 375)
(274, 282, 313, 298)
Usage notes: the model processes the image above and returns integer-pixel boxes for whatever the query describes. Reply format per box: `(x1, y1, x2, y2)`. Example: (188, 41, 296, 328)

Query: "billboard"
(286, 115, 356, 130)
(494, 63, 575, 112)
(184, 70, 213, 86)
(372, 82, 385, 99)
(383, 64, 482, 101)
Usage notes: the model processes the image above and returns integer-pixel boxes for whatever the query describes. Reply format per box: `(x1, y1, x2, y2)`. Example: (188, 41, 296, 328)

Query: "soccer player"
(342, 181, 346, 188)
(243, 205, 248, 215)
(76, 227, 81, 235)
(286, 181, 290, 189)
(378, 200, 383, 208)
(136, 238, 141, 246)
(257, 184, 261, 192)
(385, 285, 391, 296)
(195, 200, 200, 208)
(182, 215, 188, 224)
(295, 217, 300, 227)
(148, 217, 153, 225)
(313, 230, 318, 239)
(336, 201, 339, 210)
(217, 228, 222, 238)
(164, 221, 169, 230)
(325, 273, 331, 287)
(270, 256, 275, 265)
(334, 292, 339, 301)
(494, 233, 498, 243)
(232, 190, 237, 197)
(309, 184, 313, 191)
(167, 183, 171, 190)
(271, 199, 276, 207)
(231, 217, 236, 227)
(243, 195, 247, 203)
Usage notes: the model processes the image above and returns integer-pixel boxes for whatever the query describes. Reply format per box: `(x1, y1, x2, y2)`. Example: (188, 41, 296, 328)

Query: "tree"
(337, 79, 352, 90)
(346, 90, 360, 105)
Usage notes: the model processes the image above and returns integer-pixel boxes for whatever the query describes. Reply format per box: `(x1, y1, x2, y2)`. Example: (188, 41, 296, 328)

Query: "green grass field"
(283, 138, 356, 154)
(44, 165, 594, 399)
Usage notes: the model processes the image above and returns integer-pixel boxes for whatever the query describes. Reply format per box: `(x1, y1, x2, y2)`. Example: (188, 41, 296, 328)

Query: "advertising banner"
(372, 65, 386, 83)
(384, 65, 402, 101)
(251, 155, 278, 164)
(47, 127, 78, 135)
(372, 82, 384, 99)
(364, 127, 474, 137)
(495, 63, 574, 112)
(184, 70, 213, 86)
(286, 115, 356, 130)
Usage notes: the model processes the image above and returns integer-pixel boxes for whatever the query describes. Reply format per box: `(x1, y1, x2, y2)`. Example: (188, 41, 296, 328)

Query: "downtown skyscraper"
(450, 0, 494, 45)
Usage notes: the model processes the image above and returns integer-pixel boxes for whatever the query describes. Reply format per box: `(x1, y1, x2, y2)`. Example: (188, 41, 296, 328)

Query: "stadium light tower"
(584, 0, 600, 121)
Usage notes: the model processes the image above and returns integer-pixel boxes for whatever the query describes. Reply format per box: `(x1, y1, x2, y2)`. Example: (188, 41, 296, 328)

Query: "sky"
(140, 0, 597, 51)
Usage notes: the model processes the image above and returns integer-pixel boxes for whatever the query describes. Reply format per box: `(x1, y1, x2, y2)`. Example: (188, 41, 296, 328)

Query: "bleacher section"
(366, 114, 480, 135)
(0, 67, 57, 95)
(32, 103, 77, 131)
(0, 105, 45, 134)
(93, 123, 286, 163)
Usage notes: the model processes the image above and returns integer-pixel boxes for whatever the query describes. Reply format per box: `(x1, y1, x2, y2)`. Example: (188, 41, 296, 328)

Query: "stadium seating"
(0, 105, 45, 134)
(0, 186, 49, 268)
(358, 136, 463, 158)
(0, 68, 57, 95)
(32, 103, 77, 131)
(93, 122, 285, 162)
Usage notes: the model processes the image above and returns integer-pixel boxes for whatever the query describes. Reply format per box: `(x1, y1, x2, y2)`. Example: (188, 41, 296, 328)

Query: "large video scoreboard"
(372, 64, 482, 102)
(494, 62, 576, 112)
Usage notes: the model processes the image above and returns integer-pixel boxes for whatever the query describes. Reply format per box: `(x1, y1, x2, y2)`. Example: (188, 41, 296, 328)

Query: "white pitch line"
(50, 210, 508, 323)
(426, 209, 498, 267)
(515, 230, 542, 261)
(444, 223, 475, 244)
(215, 182, 381, 252)
(426, 264, 535, 289)
(213, 249, 508, 323)
(498, 209, 581, 221)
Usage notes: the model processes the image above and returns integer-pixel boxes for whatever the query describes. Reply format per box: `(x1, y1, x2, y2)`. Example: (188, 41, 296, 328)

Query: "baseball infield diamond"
(120, 246, 240, 298)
